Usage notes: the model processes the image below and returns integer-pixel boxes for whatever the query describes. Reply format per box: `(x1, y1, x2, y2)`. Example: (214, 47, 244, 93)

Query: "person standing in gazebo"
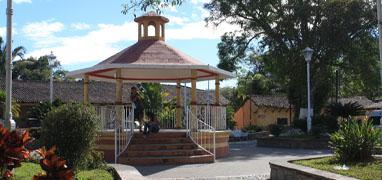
(130, 86, 144, 132)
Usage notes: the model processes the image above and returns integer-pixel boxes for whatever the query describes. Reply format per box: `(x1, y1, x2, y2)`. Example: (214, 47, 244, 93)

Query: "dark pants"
(144, 123, 159, 134)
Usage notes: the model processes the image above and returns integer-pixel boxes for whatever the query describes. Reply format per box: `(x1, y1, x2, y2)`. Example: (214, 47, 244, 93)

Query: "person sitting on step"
(144, 112, 160, 135)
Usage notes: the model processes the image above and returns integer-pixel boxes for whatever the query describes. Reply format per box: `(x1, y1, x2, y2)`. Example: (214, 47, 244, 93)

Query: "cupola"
(134, 11, 169, 41)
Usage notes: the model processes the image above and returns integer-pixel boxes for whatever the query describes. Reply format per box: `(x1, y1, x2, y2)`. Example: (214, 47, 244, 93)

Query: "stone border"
(257, 137, 329, 149)
(269, 155, 358, 180)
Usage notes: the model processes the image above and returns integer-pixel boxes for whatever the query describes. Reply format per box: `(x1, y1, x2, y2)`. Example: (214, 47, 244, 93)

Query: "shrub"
(78, 149, 106, 170)
(320, 115, 339, 133)
(41, 103, 100, 169)
(28, 99, 64, 124)
(293, 116, 333, 134)
(293, 119, 307, 132)
(329, 120, 382, 162)
(0, 125, 30, 179)
(279, 128, 305, 137)
(242, 125, 262, 133)
(268, 124, 283, 137)
(226, 105, 236, 130)
(311, 124, 327, 137)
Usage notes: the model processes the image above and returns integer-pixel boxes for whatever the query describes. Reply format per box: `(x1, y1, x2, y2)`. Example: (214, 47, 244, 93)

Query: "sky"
(0, 0, 239, 89)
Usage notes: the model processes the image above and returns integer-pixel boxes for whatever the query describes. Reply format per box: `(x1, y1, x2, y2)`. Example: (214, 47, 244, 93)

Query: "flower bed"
(293, 156, 382, 180)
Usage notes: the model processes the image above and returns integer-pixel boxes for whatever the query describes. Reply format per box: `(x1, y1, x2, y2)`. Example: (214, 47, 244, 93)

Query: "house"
(234, 95, 294, 129)
(234, 95, 374, 130)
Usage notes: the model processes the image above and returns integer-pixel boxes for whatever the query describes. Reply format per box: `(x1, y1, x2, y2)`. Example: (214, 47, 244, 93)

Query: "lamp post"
(4, 0, 13, 129)
(303, 47, 314, 133)
(377, 0, 382, 91)
(47, 51, 56, 103)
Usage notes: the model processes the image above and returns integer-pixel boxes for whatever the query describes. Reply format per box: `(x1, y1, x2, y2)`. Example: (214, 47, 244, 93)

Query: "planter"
(269, 156, 357, 180)
(257, 137, 329, 149)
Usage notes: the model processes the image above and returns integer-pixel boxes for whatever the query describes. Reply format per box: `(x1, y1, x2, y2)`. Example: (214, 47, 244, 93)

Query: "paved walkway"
(110, 141, 331, 180)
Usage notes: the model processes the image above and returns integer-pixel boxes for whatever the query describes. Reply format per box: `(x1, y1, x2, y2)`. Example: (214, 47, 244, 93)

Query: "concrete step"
(123, 149, 207, 157)
(133, 132, 187, 139)
(128, 143, 197, 151)
(118, 154, 214, 165)
(131, 137, 192, 144)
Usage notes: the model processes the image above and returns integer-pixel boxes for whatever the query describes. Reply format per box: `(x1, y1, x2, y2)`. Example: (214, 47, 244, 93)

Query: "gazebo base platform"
(95, 130, 230, 164)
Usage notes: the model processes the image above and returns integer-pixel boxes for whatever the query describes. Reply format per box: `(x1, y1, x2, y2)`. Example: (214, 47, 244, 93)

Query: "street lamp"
(303, 47, 314, 133)
(47, 51, 56, 103)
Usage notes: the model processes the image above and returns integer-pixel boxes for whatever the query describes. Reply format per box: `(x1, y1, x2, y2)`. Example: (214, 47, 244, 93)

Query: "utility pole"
(378, 0, 382, 90)
(4, 0, 13, 129)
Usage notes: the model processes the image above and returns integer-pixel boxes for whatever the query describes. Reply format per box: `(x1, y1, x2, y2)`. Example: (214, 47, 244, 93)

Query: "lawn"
(14, 162, 114, 180)
(294, 157, 382, 180)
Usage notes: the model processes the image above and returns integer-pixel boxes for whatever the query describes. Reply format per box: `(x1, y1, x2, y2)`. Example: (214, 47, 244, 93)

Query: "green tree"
(0, 90, 20, 119)
(122, 0, 183, 15)
(140, 83, 169, 113)
(204, 0, 378, 116)
(12, 56, 66, 81)
(0, 37, 26, 78)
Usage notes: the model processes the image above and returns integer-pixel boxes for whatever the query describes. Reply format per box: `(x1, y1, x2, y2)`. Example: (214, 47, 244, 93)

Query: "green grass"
(13, 162, 113, 180)
(294, 157, 382, 180)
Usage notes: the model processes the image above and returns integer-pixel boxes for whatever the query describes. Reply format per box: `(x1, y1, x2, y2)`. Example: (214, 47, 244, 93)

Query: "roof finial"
(134, 13, 169, 41)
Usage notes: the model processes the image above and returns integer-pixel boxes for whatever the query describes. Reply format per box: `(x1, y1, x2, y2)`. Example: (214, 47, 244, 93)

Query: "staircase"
(117, 132, 214, 165)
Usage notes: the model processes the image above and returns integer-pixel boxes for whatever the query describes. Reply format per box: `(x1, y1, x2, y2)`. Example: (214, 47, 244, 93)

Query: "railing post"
(213, 131, 216, 162)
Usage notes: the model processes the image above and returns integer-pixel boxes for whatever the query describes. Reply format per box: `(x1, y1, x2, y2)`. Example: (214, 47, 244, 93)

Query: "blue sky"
(0, 0, 238, 89)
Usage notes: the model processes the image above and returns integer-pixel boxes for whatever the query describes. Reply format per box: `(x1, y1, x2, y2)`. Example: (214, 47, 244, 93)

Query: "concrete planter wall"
(257, 137, 329, 149)
(269, 156, 357, 180)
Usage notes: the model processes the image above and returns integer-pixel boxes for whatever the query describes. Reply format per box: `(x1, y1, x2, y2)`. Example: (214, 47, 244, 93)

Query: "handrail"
(114, 105, 134, 163)
(187, 106, 216, 161)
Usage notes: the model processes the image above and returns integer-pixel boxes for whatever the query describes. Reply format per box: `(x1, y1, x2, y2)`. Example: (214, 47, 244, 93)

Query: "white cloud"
(26, 22, 137, 65)
(22, 21, 64, 47)
(166, 16, 189, 25)
(70, 23, 91, 30)
(14, 0, 32, 4)
(24, 17, 239, 66)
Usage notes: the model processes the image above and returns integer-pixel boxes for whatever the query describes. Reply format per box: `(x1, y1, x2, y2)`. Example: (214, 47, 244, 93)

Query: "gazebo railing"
(194, 105, 227, 130)
(145, 108, 177, 129)
(96, 105, 227, 130)
(186, 106, 216, 160)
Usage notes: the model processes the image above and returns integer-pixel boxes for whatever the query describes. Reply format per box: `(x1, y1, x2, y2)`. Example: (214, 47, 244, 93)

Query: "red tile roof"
(98, 39, 203, 66)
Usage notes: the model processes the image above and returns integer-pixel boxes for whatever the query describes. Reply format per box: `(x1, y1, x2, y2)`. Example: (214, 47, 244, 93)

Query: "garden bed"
(270, 156, 357, 180)
(14, 162, 119, 180)
(257, 136, 329, 149)
(293, 156, 382, 180)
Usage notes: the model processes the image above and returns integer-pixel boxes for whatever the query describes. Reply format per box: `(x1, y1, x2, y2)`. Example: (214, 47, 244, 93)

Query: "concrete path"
(110, 141, 331, 180)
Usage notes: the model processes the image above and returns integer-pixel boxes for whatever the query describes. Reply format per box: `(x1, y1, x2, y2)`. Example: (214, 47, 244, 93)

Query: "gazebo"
(67, 12, 234, 164)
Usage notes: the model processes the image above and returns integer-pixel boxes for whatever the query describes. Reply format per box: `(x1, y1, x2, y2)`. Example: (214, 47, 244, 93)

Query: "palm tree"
(0, 36, 26, 77)
(326, 102, 363, 121)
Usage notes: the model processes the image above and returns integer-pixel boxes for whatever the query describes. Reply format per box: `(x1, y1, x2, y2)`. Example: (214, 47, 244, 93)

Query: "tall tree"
(121, 0, 183, 15)
(12, 56, 66, 81)
(204, 0, 378, 116)
(0, 37, 26, 77)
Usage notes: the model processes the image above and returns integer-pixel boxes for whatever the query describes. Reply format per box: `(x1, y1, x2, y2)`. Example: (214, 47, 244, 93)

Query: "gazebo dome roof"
(67, 13, 234, 82)
(98, 39, 202, 66)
